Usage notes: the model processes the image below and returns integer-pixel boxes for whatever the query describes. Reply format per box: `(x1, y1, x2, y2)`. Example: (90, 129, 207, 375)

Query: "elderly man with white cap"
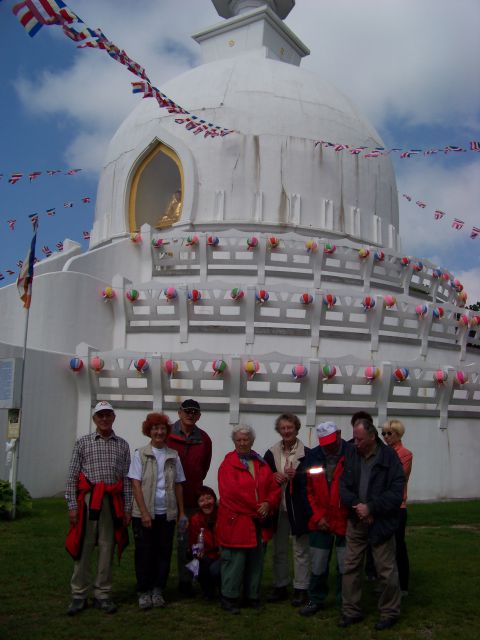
(299, 421, 349, 617)
(65, 401, 132, 616)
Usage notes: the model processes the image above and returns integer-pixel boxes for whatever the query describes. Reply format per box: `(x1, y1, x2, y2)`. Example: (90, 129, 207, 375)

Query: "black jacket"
(264, 446, 310, 536)
(340, 439, 404, 545)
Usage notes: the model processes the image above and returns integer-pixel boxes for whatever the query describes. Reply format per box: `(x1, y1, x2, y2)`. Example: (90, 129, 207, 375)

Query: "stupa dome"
(93, 3, 398, 250)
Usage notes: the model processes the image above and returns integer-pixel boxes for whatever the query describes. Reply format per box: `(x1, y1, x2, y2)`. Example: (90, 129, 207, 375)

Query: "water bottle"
(197, 528, 205, 555)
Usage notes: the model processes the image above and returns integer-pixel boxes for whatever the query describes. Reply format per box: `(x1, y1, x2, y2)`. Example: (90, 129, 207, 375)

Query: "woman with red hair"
(128, 413, 186, 609)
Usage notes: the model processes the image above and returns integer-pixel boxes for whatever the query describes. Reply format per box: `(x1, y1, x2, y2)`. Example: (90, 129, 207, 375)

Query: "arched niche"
(129, 142, 184, 231)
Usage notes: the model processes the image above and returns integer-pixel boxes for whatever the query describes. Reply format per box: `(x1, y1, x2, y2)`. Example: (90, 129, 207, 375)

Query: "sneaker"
(67, 598, 87, 616)
(152, 589, 166, 608)
(299, 600, 323, 617)
(138, 592, 153, 610)
(291, 589, 308, 607)
(93, 598, 117, 614)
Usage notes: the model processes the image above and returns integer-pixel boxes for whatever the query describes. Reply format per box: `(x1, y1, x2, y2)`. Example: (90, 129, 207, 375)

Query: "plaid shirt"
(65, 431, 132, 512)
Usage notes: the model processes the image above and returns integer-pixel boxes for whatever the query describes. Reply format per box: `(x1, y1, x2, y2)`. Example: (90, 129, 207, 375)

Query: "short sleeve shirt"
(128, 448, 185, 514)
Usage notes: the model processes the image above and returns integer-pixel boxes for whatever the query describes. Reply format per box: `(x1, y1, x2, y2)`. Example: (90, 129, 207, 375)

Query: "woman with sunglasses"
(381, 420, 413, 595)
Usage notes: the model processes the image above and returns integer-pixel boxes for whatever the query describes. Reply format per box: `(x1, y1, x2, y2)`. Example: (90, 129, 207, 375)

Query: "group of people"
(64, 400, 412, 631)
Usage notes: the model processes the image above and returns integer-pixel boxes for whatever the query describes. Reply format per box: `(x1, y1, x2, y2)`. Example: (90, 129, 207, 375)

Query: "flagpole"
(11, 217, 38, 519)
(10, 302, 32, 520)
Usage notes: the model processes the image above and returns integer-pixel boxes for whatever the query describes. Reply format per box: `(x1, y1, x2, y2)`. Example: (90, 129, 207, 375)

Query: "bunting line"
(0, 168, 82, 186)
(11, 0, 235, 139)
(401, 192, 478, 239)
(316, 139, 480, 160)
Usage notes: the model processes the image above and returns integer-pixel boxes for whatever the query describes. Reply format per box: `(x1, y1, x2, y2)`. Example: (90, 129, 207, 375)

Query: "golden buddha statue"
(155, 189, 183, 228)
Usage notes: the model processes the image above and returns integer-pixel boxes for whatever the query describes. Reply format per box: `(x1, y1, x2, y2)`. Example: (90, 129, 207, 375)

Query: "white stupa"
(0, 0, 479, 501)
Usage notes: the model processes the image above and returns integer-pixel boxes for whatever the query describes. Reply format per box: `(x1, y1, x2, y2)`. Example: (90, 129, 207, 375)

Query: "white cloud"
(397, 157, 480, 281)
(457, 266, 480, 306)
(14, 0, 480, 173)
(288, 0, 480, 129)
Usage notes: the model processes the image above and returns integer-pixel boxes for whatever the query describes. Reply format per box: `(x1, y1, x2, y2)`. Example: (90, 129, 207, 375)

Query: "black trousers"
(198, 557, 221, 598)
(132, 515, 175, 593)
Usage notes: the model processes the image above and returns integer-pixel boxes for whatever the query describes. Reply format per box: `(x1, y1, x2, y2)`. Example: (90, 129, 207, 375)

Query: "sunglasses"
(182, 408, 200, 416)
(381, 431, 393, 437)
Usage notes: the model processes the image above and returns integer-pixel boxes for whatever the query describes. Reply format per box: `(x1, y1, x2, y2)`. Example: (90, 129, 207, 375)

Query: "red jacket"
(306, 453, 348, 536)
(217, 451, 281, 548)
(188, 510, 219, 560)
(167, 421, 212, 509)
(65, 473, 128, 560)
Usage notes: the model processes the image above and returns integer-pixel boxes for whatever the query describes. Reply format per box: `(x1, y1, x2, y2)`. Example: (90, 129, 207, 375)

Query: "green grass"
(0, 499, 479, 640)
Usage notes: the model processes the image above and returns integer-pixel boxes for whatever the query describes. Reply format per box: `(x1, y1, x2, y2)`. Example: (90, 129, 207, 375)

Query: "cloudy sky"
(0, 0, 479, 300)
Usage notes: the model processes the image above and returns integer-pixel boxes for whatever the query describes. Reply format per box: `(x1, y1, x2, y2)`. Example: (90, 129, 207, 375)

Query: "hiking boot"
(338, 615, 364, 628)
(299, 600, 323, 617)
(220, 596, 240, 614)
(291, 589, 308, 607)
(375, 617, 399, 631)
(152, 589, 166, 608)
(267, 586, 288, 603)
(67, 598, 87, 616)
(138, 592, 152, 610)
(93, 598, 117, 614)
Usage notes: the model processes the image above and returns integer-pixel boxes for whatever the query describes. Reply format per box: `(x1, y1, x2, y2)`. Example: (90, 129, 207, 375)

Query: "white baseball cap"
(316, 421, 339, 446)
(92, 400, 115, 415)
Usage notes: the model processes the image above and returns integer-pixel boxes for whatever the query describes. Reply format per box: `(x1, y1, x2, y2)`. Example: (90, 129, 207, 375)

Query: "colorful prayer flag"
(46, 169, 62, 176)
(434, 210, 446, 220)
(444, 146, 465, 153)
(7, 219, 17, 230)
(470, 141, 480, 152)
(42, 245, 52, 257)
(402, 194, 412, 202)
(452, 218, 464, 230)
(416, 201, 427, 209)
(29, 213, 39, 226)
(81, 196, 91, 203)
(29, 171, 42, 181)
(470, 226, 480, 239)
(12, 0, 80, 37)
(66, 168, 81, 175)
(46, 208, 56, 216)
(9, 173, 23, 184)
(16, 217, 38, 309)
(82, 231, 90, 240)
(56, 241, 64, 251)
(63, 201, 73, 208)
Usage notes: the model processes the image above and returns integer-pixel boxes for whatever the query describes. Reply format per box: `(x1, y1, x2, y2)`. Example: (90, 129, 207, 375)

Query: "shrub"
(0, 480, 32, 519)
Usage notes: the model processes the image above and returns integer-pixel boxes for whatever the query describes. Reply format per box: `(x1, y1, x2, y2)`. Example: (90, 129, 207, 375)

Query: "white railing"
(148, 230, 462, 304)
(72, 346, 480, 428)
(117, 281, 477, 358)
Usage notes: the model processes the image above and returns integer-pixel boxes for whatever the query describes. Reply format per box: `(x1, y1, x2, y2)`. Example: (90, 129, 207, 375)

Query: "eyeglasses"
(381, 431, 393, 437)
(182, 408, 200, 416)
